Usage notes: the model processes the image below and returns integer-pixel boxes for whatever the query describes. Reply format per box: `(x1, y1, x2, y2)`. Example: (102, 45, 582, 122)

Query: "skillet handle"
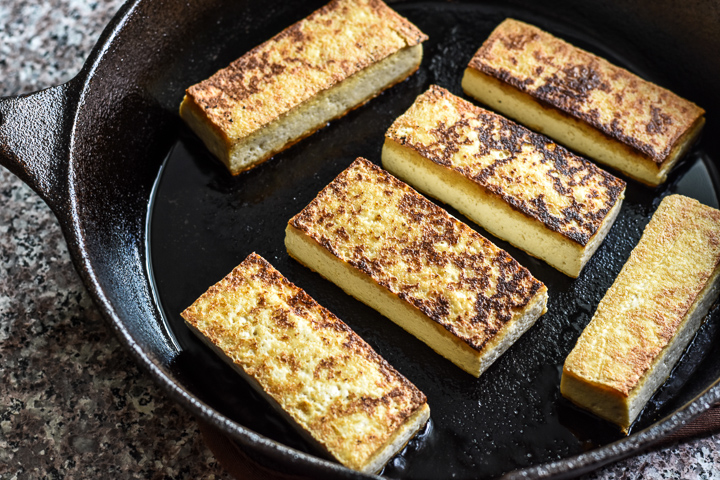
(0, 78, 80, 211)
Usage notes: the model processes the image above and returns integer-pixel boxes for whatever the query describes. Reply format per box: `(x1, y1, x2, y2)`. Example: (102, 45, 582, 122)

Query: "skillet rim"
(15, 0, 720, 477)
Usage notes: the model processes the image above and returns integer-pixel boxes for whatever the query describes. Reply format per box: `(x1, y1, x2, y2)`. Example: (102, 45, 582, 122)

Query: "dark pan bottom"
(147, 3, 720, 478)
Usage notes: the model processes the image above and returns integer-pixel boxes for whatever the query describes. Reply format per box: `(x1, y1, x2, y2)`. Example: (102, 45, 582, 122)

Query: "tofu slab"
(286, 158, 548, 377)
(561, 195, 720, 431)
(180, 0, 427, 175)
(462, 19, 705, 186)
(181, 253, 430, 473)
(383, 85, 626, 278)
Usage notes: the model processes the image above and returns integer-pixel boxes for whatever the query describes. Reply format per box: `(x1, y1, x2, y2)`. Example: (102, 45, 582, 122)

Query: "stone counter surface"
(1, 1, 719, 479)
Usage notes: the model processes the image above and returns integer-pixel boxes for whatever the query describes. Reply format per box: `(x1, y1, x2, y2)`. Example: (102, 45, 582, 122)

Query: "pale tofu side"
(181, 253, 429, 473)
(383, 85, 626, 278)
(180, 0, 427, 175)
(462, 19, 705, 186)
(286, 158, 548, 377)
(561, 195, 720, 431)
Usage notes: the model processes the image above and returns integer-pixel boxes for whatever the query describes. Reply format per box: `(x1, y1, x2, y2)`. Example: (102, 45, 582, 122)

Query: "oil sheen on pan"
(146, 3, 720, 479)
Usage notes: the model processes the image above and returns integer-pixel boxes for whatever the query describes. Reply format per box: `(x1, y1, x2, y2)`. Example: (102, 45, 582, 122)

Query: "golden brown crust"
(385, 85, 626, 246)
(181, 253, 427, 471)
(289, 158, 545, 352)
(467, 19, 705, 165)
(563, 195, 720, 396)
(185, 0, 427, 142)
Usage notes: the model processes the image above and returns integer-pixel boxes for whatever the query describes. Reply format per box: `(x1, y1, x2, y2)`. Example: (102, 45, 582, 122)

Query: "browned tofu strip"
(462, 19, 705, 186)
(383, 85, 626, 277)
(286, 158, 548, 377)
(562, 195, 720, 431)
(181, 253, 430, 473)
(180, 0, 427, 174)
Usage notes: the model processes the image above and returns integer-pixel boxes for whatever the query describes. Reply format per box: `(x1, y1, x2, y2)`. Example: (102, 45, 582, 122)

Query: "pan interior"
(146, 2, 720, 478)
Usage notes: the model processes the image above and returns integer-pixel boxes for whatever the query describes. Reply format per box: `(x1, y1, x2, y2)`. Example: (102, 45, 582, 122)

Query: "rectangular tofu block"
(181, 253, 430, 473)
(561, 195, 720, 431)
(180, 0, 427, 175)
(462, 19, 705, 186)
(383, 85, 626, 278)
(285, 158, 548, 377)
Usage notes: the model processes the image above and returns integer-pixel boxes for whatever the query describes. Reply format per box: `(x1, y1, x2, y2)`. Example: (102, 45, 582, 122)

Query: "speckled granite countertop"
(1, 1, 719, 479)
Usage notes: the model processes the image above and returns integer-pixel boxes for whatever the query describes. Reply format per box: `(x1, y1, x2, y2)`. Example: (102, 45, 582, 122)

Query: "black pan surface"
(3, 0, 720, 478)
(147, 2, 720, 479)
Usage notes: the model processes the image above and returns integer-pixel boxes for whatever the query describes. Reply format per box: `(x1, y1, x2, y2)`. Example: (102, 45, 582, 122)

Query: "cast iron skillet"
(1, 0, 719, 478)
